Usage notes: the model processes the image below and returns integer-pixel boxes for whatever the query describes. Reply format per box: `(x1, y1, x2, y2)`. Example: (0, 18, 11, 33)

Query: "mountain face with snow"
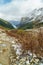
(29, 8, 43, 22)
(19, 8, 43, 29)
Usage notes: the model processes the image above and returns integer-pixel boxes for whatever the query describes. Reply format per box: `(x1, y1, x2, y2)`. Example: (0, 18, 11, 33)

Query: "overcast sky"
(0, 0, 43, 21)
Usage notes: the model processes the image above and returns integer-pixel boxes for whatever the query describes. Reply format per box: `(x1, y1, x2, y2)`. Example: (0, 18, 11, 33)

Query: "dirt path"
(0, 29, 16, 65)
(0, 41, 11, 65)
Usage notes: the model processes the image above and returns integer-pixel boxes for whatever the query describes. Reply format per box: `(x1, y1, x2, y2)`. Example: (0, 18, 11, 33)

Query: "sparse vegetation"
(6, 28, 43, 58)
(0, 27, 43, 65)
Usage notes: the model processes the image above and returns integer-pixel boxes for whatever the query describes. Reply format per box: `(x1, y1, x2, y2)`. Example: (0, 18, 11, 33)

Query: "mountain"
(19, 8, 43, 29)
(0, 18, 14, 29)
(9, 20, 20, 28)
(19, 22, 33, 29)
(19, 19, 43, 30)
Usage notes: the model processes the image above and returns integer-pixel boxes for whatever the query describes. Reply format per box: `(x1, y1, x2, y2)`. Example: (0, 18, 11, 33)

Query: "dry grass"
(6, 28, 43, 57)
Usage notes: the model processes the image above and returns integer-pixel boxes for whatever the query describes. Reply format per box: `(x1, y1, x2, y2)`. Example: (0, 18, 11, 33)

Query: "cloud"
(0, 0, 43, 21)
(41, 0, 43, 2)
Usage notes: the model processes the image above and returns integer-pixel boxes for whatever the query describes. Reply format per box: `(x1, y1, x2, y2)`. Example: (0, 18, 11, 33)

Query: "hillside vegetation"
(19, 21, 43, 29)
(0, 18, 14, 29)
(6, 28, 43, 57)
(0, 28, 43, 65)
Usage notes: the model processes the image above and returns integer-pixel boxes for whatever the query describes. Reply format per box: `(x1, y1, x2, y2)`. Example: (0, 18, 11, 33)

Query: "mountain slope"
(19, 8, 43, 29)
(0, 18, 14, 29)
(9, 20, 20, 29)
(9, 20, 20, 26)
(19, 21, 43, 29)
(19, 22, 33, 29)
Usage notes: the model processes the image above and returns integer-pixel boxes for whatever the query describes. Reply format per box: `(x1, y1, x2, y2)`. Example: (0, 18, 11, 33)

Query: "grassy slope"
(18, 21, 43, 29)
(0, 18, 14, 29)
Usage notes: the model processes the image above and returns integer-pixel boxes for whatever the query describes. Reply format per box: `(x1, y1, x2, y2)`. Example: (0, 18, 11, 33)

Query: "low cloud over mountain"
(0, 0, 43, 21)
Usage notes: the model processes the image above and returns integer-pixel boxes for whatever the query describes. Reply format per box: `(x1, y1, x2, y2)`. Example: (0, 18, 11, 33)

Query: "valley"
(0, 7, 43, 65)
(0, 0, 43, 65)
